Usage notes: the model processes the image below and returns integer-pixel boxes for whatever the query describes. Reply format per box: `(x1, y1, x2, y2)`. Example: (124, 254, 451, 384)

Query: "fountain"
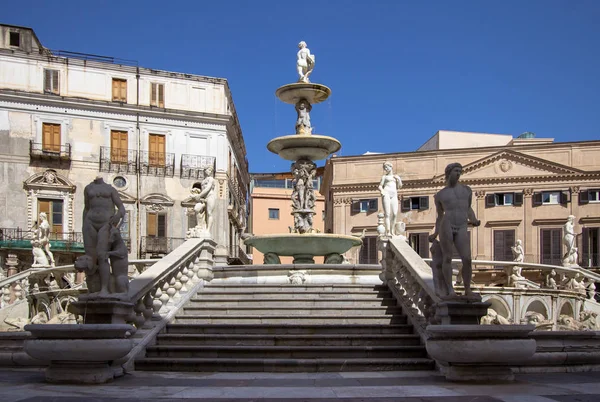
(244, 41, 362, 264)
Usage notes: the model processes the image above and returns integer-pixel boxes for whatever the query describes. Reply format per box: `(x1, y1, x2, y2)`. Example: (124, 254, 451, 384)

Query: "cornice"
(579, 217, 600, 225)
(405, 223, 435, 231)
(485, 219, 523, 228)
(532, 218, 569, 226)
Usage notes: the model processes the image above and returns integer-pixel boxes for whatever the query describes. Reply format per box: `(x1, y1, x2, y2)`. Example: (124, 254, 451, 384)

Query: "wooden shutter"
(493, 230, 514, 261)
(51, 200, 63, 233)
(112, 79, 126, 102)
(42, 123, 61, 153)
(158, 84, 164, 107)
(401, 198, 411, 212)
(351, 201, 360, 213)
(419, 196, 429, 210)
(149, 134, 165, 166)
(368, 199, 378, 212)
(111, 130, 128, 163)
(147, 212, 157, 237)
(513, 192, 523, 206)
(582, 228, 590, 267)
(157, 214, 167, 237)
(52, 70, 59, 93)
(579, 190, 590, 205)
(37, 200, 51, 221)
(532, 192, 542, 206)
(44, 69, 52, 92)
(541, 228, 562, 265)
(485, 194, 496, 208)
(359, 236, 377, 264)
(151, 83, 157, 106)
(560, 191, 569, 204)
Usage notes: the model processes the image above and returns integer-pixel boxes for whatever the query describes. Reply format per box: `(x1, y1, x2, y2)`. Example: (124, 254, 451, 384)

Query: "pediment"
(24, 169, 76, 193)
(432, 150, 582, 183)
(140, 193, 174, 206)
(117, 191, 137, 204)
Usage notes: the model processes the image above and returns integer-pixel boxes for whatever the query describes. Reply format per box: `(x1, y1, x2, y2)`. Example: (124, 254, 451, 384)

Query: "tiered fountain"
(245, 41, 362, 264)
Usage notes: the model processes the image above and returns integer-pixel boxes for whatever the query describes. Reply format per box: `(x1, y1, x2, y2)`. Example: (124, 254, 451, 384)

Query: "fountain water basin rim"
(244, 233, 362, 256)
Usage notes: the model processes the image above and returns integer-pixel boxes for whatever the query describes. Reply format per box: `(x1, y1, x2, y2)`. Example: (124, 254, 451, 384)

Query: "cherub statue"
(545, 269, 558, 289)
(295, 100, 312, 135)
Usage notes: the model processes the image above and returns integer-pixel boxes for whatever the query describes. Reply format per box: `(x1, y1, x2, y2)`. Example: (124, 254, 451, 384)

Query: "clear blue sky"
(4, 1, 599, 173)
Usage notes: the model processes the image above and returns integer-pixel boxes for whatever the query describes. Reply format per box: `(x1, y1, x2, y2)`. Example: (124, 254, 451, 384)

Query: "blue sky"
(4, 1, 599, 173)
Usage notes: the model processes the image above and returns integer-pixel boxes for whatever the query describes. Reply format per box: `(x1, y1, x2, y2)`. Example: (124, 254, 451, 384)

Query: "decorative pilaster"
(474, 190, 486, 259)
(523, 188, 535, 262)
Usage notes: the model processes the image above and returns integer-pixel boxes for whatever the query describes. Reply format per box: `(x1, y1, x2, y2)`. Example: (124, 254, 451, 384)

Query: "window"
(485, 192, 523, 207)
(582, 228, 600, 268)
(147, 212, 167, 237)
(42, 123, 61, 153)
(540, 228, 562, 266)
(148, 134, 165, 167)
(533, 191, 568, 206)
(408, 232, 429, 258)
(493, 230, 515, 261)
(44, 69, 60, 95)
(110, 130, 128, 163)
(268, 208, 280, 220)
(112, 176, 127, 189)
(38, 199, 63, 233)
(352, 199, 378, 213)
(150, 83, 164, 107)
(579, 189, 600, 204)
(112, 78, 127, 102)
(401, 196, 429, 212)
(359, 236, 378, 264)
(9, 32, 20, 47)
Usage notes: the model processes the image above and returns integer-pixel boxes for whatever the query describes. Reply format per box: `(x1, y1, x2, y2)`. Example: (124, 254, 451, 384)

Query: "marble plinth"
(69, 299, 135, 325)
(275, 82, 331, 104)
(267, 134, 341, 161)
(426, 324, 536, 382)
(434, 299, 491, 325)
(24, 324, 134, 384)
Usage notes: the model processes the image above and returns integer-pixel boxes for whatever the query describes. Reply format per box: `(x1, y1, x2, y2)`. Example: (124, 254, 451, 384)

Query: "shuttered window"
(42, 123, 61, 153)
(148, 134, 166, 166)
(112, 78, 127, 102)
(493, 230, 515, 261)
(582, 227, 600, 268)
(110, 130, 128, 163)
(359, 236, 378, 264)
(38, 199, 63, 233)
(540, 228, 562, 266)
(147, 212, 167, 237)
(409, 232, 429, 258)
(150, 83, 165, 107)
(44, 69, 60, 94)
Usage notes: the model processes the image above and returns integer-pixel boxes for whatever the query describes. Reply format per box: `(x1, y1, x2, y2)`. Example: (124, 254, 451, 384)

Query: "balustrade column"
(5, 254, 19, 304)
(474, 191, 486, 260)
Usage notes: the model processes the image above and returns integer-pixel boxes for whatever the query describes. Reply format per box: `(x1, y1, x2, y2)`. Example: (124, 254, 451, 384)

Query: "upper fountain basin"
(276, 83, 331, 105)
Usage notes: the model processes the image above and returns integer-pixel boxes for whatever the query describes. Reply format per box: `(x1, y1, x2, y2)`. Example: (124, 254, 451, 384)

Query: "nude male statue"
(429, 163, 480, 297)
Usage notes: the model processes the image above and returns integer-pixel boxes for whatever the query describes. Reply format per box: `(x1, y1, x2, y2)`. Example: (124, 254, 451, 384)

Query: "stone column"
(523, 188, 535, 262)
(570, 186, 581, 246)
(474, 190, 486, 260)
(4, 254, 19, 304)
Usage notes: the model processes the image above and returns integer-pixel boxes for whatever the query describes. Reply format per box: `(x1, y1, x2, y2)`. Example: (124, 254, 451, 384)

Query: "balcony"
(99, 146, 137, 174)
(141, 236, 185, 256)
(139, 151, 175, 177)
(0, 228, 84, 253)
(180, 155, 216, 179)
(228, 244, 251, 265)
(30, 141, 71, 162)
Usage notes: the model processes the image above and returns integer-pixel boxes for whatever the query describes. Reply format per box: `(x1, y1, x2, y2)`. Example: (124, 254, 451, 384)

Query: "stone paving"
(2, 369, 600, 401)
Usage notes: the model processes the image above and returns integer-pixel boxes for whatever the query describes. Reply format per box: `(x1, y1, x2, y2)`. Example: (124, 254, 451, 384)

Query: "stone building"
(0, 24, 249, 267)
(249, 170, 325, 264)
(321, 130, 600, 267)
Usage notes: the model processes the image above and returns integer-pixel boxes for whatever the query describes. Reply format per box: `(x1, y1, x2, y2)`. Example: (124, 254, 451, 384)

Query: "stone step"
(173, 315, 407, 325)
(193, 290, 392, 298)
(181, 306, 403, 316)
(145, 345, 427, 359)
(185, 298, 397, 308)
(135, 357, 435, 372)
(165, 323, 414, 335)
(201, 284, 389, 292)
(155, 333, 422, 346)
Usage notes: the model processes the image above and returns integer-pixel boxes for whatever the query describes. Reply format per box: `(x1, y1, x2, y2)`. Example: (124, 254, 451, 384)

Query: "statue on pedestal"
(429, 163, 481, 298)
(562, 215, 579, 266)
(187, 166, 217, 238)
(296, 41, 315, 83)
(295, 100, 312, 135)
(30, 212, 55, 267)
(378, 162, 402, 237)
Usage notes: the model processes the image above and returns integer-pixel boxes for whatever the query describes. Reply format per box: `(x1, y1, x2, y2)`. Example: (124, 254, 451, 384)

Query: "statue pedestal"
(426, 325, 536, 382)
(69, 299, 135, 325)
(434, 298, 490, 325)
(24, 324, 134, 384)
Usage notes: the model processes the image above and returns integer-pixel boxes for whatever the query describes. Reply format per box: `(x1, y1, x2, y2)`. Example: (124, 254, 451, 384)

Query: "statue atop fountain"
(296, 41, 315, 83)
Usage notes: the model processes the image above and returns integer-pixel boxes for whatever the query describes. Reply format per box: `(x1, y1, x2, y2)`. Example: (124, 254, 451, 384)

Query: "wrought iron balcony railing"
(30, 141, 71, 161)
(139, 151, 175, 177)
(228, 244, 251, 265)
(180, 155, 216, 179)
(141, 236, 185, 256)
(99, 146, 138, 174)
(0, 228, 84, 252)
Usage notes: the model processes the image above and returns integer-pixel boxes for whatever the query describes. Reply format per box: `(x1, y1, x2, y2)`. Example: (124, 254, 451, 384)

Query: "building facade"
(0, 24, 250, 268)
(321, 131, 600, 267)
(249, 171, 325, 264)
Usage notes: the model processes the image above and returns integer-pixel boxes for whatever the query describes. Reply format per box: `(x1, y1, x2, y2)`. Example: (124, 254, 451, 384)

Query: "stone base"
(440, 364, 515, 382)
(434, 299, 490, 325)
(46, 361, 122, 384)
(69, 299, 135, 325)
(293, 254, 315, 264)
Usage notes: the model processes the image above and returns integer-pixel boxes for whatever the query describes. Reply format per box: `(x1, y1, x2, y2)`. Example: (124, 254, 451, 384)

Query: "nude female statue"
(196, 166, 216, 232)
(297, 41, 315, 83)
(429, 163, 480, 297)
(563, 215, 577, 262)
(378, 162, 402, 236)
(36, 212, 55, 266)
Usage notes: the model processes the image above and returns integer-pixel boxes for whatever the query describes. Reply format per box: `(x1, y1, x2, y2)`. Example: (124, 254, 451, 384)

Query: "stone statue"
(31, 212, 55, 267)
(544, 269, 558, 289)
(76, 176, 127, 298)
(507, 266, 525, 287)
(378, 162, 402, 237)
(96, 225, 130, 297)
(188, 166, 217, 237)
(295, 100, 312, 135)
(296, 41, 315, 83)
(563, 273, 586, 294)
(562, 215, 578, 265)
(523, 311, 553, 330)
(511, 239, 524, 263)
(429, 163, 481, 298)
(290, 160, 318, 234)
(430, 238, 453, 297)
(480, 308, 511, 325)
(586, 279, 596, 300)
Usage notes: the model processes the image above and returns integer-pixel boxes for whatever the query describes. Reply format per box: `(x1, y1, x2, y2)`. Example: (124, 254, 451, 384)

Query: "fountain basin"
(275, 83, 331, 104)
(244, 233, 362, 264)
(267, 134, 341, 161)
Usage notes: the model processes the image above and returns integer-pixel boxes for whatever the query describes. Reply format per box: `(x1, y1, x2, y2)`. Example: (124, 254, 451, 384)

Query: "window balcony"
(29, 141, 71, 162)
(140, 236, 185, 256)
(0, 228, 83, 253)
(99, 146, 138, 174)
(180, 155, 215, 179)
(139, 151, 175, 177)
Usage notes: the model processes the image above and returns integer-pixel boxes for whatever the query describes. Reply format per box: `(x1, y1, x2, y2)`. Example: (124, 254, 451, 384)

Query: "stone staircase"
(135, 282, 435, 372)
